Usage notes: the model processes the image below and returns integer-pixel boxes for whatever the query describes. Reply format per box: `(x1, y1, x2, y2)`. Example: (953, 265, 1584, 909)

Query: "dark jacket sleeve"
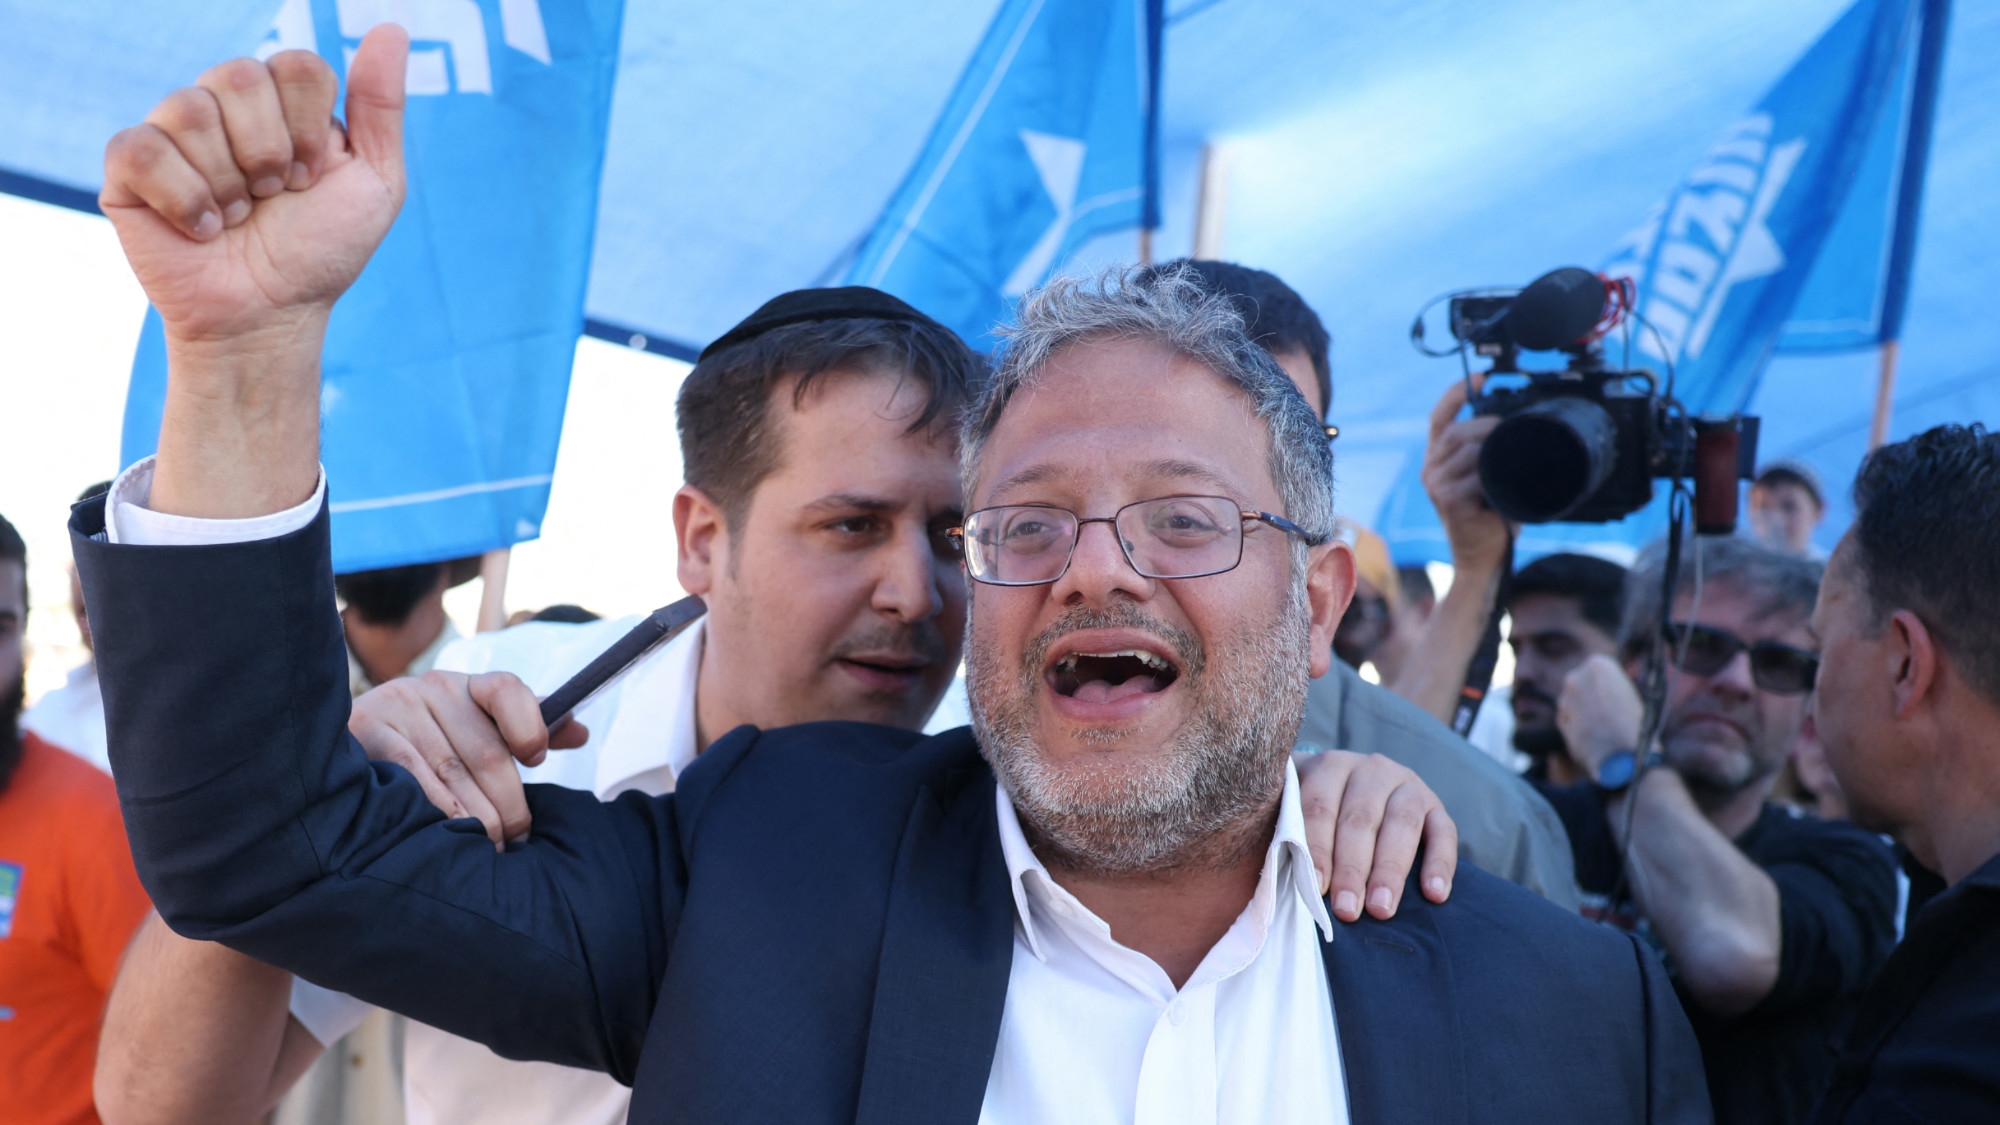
(72, 497, 689, 1084)
(1633, 930, 1716, 1124)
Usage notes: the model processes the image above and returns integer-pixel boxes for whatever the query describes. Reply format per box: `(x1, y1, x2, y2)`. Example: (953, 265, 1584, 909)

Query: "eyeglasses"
(948, 495, 1316, 587)
(1660, 622, 1819, 696)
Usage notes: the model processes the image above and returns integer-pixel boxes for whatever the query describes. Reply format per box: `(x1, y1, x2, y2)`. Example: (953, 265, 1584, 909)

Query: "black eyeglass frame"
(1659, 621, 1820, 696)
(946, 495, 1318, 587)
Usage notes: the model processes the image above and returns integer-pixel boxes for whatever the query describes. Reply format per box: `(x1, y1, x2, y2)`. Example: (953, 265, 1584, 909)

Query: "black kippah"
(699, 286, 945, 360)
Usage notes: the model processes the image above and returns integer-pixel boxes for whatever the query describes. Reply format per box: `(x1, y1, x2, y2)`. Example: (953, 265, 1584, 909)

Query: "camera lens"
(1478, 396, 1618, 522)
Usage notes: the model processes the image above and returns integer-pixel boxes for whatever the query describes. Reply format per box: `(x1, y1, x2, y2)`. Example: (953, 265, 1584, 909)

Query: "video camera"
(1418, 266, 1758, 533)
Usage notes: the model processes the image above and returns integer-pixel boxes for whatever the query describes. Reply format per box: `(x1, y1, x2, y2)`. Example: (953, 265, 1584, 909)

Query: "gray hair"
(1620, 535, 1824, 656)
(960, 265, 1335, 549)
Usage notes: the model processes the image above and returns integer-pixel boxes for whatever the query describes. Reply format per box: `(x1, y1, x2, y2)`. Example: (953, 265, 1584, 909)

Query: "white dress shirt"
(107, 458, 700, 1125)
(981, 761, 1349, 1125)
(108, 459, 1350, 1125)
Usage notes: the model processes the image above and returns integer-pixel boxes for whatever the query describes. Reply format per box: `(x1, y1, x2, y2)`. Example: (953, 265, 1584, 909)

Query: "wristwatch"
(1594, 749, 1641, 792)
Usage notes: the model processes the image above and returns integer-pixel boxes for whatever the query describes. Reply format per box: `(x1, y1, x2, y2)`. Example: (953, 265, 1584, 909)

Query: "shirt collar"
(993, 758, 1334, 961)
(593, 616, 705, 799)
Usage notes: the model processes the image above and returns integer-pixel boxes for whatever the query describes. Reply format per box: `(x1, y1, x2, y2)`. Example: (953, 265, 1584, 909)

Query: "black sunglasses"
(1660, 622, 1818, 696)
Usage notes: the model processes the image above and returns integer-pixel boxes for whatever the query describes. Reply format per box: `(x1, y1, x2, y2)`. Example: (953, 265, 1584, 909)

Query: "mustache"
(828, 619, 953, 666)
(1022, 602, 1204, 681)
(1512, 681, 1559, 709)
(1665, 697, 1758, 739)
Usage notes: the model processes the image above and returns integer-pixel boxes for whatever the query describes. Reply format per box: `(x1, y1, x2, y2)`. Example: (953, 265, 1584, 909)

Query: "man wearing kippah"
(93, 66, 1460, 1123)
(85, 35, 1707, 1121)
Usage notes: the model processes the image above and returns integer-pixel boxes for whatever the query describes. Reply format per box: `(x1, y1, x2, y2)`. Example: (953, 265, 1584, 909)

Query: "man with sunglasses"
(1542, 535, 1897, 1125)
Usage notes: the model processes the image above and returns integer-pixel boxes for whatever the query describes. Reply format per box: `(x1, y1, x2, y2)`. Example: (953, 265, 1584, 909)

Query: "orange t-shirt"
(0, 733, 151, 1125)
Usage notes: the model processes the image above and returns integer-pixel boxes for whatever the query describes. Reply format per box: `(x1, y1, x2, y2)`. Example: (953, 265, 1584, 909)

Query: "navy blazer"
(75, 498, 1709, 1124)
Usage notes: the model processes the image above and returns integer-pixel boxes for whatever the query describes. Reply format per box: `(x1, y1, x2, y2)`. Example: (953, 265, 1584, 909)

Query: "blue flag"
(844, 0, 1161, 349)
(120, 0, 625, 574)
(1600, 0, 1918, 415)
(1778, 0, 1950, 352)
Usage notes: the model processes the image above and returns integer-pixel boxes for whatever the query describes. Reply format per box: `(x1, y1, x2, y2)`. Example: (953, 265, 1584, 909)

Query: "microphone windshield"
(1507, 267, 1606, 351)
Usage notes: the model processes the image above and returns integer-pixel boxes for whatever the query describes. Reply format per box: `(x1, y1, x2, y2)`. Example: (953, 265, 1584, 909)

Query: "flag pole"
(1192, 143, 1230, 259)
(1136, 0, 1163, 269)
(476, 547, 511, 632)
(1869, 340, 1900, 450)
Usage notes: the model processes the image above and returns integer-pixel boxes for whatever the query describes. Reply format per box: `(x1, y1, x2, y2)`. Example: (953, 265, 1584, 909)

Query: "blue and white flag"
(1777, 0, 1950, 353)
(844, 0, 1162, 349)
(121, 0, 625, 574)
(1601, 0, 1920, 415)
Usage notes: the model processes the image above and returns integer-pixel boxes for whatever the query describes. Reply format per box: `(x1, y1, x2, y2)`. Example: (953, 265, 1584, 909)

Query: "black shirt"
(1537, 783, 1899, 1125)
(1814, 850, 2000, 1122)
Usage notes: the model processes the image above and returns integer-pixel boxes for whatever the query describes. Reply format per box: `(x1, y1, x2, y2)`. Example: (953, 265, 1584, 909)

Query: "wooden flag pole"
(476, 547, 512, 633)
(1869, 340, 1900, 450)
(1137, 226, 1153, 266)
(1192, 143, 1230, 260)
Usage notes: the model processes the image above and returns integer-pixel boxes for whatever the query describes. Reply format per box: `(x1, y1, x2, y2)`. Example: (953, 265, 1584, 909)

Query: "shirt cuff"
(289, 978, 376, 1047)
(105, 456, 326, 547)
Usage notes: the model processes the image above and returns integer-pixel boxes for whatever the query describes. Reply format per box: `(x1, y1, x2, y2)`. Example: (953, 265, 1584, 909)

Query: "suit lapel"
(1322, 905, 1469, 1125)
(854, 765, 1015, 1125)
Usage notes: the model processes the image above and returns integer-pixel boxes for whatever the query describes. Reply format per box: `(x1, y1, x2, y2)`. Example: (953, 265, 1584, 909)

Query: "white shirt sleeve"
(103, 455, 327, 547)
(288, 978, 377, 1046)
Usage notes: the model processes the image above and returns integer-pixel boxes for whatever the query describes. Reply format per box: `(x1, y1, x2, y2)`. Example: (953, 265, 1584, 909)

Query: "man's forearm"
(1387, 557, 1503, 724)
(97, 913, 323, 1125)
(151, 322, 326, 520)
(1610, 770, 1781, 1017)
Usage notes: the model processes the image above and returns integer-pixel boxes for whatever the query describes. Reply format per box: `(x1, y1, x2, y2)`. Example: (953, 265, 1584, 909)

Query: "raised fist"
(100, 26, 410, 345)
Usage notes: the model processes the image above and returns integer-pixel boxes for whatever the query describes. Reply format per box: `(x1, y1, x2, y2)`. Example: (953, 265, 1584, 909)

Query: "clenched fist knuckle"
(155, 87, 223, 135)
(106, 131, 166, 184)
(205, 57, 269, 95)
(267, 49, 330, 80)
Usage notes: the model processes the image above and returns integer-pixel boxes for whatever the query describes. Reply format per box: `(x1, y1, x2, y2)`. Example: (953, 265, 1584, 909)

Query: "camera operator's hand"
(99, 26, 409, 520)
(1421, 375, 1517, 576)
(1556, 653, 1645, 779)
(348, 670, 589, 851)
(1383, 376, 1523, 723)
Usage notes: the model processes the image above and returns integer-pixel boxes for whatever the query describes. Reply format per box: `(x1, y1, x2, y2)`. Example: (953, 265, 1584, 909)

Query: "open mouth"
(1049, 649, 1181, 704)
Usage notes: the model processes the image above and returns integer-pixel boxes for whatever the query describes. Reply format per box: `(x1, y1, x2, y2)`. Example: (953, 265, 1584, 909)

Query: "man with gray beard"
(80, 30, 1708, 1121)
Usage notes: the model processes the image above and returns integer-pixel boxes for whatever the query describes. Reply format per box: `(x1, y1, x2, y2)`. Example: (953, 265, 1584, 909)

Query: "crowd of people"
(4, 26, 1998, 1125)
